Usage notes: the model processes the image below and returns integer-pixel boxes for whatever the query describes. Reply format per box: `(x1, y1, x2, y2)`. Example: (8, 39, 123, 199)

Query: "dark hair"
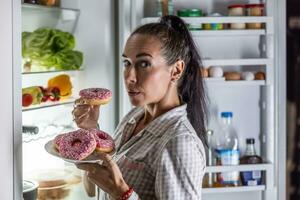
(130, 15, 208, 145)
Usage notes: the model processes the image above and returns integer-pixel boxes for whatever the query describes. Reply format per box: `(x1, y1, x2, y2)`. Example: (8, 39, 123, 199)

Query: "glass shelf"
(22, 68, 83, 75)
(23, 121, 76, 143)
(22, 3, 80, 33)
(22, 97, 76, 112)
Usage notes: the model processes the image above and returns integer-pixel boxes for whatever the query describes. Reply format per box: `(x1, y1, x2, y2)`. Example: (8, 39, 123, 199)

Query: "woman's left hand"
(76, 153, 130, 199)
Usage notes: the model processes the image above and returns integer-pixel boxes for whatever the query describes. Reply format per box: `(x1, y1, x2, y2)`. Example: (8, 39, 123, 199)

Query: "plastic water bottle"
(215, 112, 240, 187)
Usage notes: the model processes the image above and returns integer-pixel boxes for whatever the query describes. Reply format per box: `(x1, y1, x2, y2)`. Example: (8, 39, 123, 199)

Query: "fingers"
(76, 163, 96, 173)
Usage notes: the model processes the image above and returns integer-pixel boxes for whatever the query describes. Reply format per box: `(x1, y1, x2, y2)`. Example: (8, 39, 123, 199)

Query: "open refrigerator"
(0, 0, 286, 200)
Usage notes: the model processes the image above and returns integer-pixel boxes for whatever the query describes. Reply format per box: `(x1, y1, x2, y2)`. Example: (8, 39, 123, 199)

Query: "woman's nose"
(124, 66, 137, 84)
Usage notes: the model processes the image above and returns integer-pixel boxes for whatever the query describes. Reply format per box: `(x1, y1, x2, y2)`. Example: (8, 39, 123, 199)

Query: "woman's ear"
(170, 60, 185, 82)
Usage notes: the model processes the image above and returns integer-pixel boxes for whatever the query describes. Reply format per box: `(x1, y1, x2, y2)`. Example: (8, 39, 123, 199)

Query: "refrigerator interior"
(22, 0, 117, 199)
(117, 0, 285, 200)
(19, 0, 285, 200)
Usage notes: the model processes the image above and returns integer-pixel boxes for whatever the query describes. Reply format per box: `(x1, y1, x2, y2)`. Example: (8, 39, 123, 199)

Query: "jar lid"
(23, 180, 39, 193)
(177, 9, 203, 17)
(245, 4, 265, 8)
(208, 13, 222, 17)
(187, 9, 203, 17)
(228, 4, 246, 9)
(177, 9, 189, 17)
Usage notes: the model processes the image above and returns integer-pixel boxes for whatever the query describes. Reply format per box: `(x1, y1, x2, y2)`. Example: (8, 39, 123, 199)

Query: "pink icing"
(58, 129, 96, 160)
(53, 134, 65, 148)
(89, 129, 115, 149)
(79, 88, 112, 100)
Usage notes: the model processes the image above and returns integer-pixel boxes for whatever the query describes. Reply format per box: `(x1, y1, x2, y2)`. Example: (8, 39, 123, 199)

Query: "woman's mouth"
(128, 91, 141, 97)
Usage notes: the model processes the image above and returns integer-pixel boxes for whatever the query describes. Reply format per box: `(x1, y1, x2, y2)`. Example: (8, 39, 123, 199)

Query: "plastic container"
(203, 13, 224, 30)
(37, 0, 60, 6)
(177, 9, 203, 30)
(28, 169, 81, 200)
(23, 180, 39, 200)
(246, 4, 265, 29)
(228, 5, 246, 29)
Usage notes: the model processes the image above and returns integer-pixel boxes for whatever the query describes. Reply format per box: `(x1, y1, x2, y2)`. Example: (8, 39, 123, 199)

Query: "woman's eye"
(137, 61, 150, 68)
(123, 60, 131, 68)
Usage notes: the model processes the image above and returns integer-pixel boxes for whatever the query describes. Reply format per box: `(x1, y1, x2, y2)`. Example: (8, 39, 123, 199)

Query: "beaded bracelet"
(118, 187, 134, 200)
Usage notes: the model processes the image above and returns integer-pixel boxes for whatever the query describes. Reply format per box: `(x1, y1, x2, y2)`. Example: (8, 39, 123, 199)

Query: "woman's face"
(122, 34, 173, 107)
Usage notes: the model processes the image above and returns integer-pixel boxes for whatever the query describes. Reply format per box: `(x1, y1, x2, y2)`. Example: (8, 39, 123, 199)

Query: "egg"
(209, 67, 223, 78)
(241, 72, 255, 81)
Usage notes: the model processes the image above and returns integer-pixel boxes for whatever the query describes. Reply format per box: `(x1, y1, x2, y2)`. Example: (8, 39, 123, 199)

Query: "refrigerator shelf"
(22, 97, 76, 112)
(203, 185, 266, 194)
(203, 163, 273, 193)
(22, 68, 84, 75)
(203, 58, 272, 66)
(205, 79, 266, 86)
(205, 163, 273, 173)
(22, 3, 80, 33)
(191, 29, 266, 37)
(141, 16, 273, 35)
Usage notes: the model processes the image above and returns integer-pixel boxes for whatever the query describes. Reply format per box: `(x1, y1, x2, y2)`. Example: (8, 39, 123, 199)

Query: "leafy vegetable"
(22, 27, 83, 71)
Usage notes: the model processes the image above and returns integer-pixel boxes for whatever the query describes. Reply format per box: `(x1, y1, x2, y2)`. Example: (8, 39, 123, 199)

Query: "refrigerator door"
(0, 0, 22, 199)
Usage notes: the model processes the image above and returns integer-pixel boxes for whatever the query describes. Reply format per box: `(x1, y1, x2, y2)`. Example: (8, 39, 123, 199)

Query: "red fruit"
(22, 93, 33, 107)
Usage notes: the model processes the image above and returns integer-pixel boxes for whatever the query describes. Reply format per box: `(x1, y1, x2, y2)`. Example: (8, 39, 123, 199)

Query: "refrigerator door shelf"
(205, 80, 266, 86)
(141, 16, 274, 35)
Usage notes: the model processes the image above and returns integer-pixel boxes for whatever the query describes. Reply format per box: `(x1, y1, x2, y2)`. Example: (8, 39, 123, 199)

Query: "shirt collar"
(127, 104, 188, 137)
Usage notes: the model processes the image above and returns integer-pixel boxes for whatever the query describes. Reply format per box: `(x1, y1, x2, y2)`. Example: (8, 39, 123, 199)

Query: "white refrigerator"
(0, 0, 286, 200)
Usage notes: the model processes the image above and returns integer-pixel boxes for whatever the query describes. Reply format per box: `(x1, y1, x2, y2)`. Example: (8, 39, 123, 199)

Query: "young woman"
(73, 15, 208, 200)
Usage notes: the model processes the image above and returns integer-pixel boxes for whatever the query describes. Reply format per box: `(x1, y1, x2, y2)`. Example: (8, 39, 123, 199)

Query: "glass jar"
(203, 13, 224, 30)
(177, 9, 203, 30)
(245, 4, 265, 29)
(228, 5, 246, 29)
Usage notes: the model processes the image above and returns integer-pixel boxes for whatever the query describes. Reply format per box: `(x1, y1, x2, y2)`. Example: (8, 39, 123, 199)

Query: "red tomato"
(22, 93, 33, 107)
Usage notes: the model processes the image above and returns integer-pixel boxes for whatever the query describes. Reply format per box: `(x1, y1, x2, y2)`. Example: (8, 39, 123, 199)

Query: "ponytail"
(131, 15, 208, 145)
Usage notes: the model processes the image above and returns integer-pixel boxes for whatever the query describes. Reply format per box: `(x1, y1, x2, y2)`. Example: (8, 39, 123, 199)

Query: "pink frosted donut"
(58, 129, 96, 160)
(53, 134, 65, 150)
(77, 88, 112, 105)
(90, 129, 115, 153)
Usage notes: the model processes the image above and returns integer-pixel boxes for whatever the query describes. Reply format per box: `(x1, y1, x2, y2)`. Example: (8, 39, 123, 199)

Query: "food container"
(245, 4, 265, 29)
(28, 169, 81, 200)
(23, 180, 39, 200)
(203, 13, 224, 30)
(37, 0, 60, 6)
(228, 5, 246, 29)
(177, 9, 203, 30)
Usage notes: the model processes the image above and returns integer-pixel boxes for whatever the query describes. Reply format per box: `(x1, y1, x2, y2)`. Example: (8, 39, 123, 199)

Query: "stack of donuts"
(53, 128, 115, 160)
(52, 88, 115, 160)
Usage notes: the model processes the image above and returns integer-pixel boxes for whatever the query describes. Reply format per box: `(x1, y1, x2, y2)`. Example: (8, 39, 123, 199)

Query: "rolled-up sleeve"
(155, 135, 206, 200)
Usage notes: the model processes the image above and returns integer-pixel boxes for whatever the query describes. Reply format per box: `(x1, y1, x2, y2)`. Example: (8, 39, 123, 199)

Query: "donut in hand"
(75, 88, 112, 106)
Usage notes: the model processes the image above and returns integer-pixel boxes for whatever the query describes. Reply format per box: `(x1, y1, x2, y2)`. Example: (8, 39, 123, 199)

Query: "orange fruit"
(48, 74, 72, 99)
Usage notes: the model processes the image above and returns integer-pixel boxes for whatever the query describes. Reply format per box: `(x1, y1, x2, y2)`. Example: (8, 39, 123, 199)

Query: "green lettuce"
(22, 27, 83, 70)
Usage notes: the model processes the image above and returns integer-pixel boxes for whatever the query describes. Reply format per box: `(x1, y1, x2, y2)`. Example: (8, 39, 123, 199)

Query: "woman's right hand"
(72, 102, 100, 129)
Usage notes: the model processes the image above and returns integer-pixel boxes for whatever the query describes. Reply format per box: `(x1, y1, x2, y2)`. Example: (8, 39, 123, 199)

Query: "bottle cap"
(246, 138, 255, 144)
(221, 112, 233, 118)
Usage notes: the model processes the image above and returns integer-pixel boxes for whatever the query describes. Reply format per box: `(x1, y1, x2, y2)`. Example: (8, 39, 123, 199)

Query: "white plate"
(45, 140, 110, 164)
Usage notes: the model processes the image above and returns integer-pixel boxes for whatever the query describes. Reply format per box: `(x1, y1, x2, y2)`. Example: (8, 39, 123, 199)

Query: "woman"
(73, 15, 207, 200)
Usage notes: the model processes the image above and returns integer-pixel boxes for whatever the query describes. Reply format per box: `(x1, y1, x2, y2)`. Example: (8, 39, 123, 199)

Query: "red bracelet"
(118, 187, 134, 200)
